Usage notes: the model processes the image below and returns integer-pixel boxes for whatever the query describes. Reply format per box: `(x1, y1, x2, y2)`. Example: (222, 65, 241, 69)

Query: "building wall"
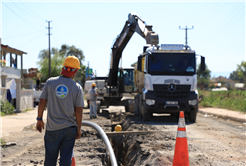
(20, 90, 33, 111)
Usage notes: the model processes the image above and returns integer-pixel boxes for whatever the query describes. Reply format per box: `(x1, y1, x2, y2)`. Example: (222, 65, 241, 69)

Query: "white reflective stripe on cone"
(72, 151, 74, 157)
(177, 131, 187, 138)
(178, 118, 186, 128)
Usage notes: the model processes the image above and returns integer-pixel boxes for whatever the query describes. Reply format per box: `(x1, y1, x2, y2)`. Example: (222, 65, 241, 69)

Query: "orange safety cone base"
(173, 138, 189, 166)
(71, 151, 76, 166)
(71, 157, 76, 166)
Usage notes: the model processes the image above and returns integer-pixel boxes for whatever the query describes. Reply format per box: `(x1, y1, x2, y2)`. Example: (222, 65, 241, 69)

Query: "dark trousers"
(44, 126, 77, 166)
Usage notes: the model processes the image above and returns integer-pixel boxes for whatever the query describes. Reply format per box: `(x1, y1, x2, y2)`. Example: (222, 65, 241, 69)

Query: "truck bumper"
(144, 91, 198, 113)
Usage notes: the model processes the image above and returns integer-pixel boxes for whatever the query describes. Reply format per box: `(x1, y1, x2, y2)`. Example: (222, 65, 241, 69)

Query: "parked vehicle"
(84, 77, 107, 112)
(33, 89, 42, 107)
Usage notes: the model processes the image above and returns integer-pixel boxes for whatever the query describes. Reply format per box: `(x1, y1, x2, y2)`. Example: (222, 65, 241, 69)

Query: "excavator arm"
(108, 13, 159, 87)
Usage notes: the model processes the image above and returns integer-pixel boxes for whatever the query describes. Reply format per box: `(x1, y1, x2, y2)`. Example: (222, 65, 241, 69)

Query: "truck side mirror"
(137, 56, 142, 71)
(201, 56, 205, 72)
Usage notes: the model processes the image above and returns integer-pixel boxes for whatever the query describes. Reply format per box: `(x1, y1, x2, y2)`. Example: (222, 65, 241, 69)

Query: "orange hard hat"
(62, 56, 80, 69)
(92, 83, 96, 87)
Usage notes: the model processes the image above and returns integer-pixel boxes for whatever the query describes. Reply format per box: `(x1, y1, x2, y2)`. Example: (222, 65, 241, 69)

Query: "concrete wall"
(0, 66, 21, 81)
(20, 90, 33, 111)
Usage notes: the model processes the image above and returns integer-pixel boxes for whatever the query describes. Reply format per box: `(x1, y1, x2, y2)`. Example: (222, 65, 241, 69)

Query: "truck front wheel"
(189, 111, 197, 123)
(87, 100, 90, 108)
(142, 104, 151, 121)
(96, 101, 101, 114)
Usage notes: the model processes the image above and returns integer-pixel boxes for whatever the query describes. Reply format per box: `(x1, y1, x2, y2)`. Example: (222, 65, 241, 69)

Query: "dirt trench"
(110, 112, 174, 166)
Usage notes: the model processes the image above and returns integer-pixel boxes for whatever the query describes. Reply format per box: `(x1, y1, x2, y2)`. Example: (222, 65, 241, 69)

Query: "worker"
(36, 55, 84, 166)
(89, 83, 98, 119)
(36, 77, 41, 90)
(177, 59, 189, 70)
(124, 72, 133, 85)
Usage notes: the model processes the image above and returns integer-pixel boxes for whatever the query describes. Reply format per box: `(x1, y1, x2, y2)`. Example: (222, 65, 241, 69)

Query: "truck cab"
(135, 44, 205, 122)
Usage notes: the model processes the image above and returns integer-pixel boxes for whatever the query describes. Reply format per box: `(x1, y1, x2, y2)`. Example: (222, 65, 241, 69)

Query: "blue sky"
(1, 0, 245, 78)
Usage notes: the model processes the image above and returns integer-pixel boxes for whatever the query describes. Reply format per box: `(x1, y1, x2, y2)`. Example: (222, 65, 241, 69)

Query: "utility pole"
(179, 26, 194, 50)
(46, 21, 52, 78)
(87, 61, 89, 78)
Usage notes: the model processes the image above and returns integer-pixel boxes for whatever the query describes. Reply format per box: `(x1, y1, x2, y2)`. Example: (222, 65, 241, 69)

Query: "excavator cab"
(117, 68, 135, 93)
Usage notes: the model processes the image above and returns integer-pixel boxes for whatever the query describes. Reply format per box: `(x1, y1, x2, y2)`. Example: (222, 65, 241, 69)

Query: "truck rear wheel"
(125, 105, 129, 112)
(189, 111, 197, 122)
(134, 95, 139, 116)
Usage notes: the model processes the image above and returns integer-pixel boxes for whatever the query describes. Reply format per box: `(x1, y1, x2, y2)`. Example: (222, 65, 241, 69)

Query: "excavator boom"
(108, 13, 159, 87)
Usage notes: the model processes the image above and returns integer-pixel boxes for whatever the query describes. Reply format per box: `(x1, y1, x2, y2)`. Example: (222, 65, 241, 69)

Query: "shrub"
(198, 90, 246, 113)
(1, 92, 15, 115)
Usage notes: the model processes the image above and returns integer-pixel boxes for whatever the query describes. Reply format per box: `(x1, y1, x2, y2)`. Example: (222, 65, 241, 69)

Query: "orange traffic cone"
(71, 151, 76, 166)
(173, 111, 189, 166)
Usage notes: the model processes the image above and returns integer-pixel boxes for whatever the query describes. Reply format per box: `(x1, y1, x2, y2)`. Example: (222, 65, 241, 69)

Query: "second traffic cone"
(71, 150, 76, 166)
(173, 111, 189, 166)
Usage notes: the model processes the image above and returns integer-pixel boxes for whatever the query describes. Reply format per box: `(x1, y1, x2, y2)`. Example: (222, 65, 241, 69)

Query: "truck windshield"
(148, 53, 196, 75)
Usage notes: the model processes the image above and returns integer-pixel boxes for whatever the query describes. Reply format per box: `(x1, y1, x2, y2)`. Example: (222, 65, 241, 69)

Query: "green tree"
(229, 71, 240, 81)
(38, 52, 65, 81)
(37, 44, 86, 84)
(58, 44, 85, 65)
(38, 47, 59, 59)
(197, 63, 211, 85)
(59, 44, 69, 58)
(66, 45, 85, 65)
(131, 61, 137, 67)
(229, 61, 246, 84)
(236, 61, 246, 83)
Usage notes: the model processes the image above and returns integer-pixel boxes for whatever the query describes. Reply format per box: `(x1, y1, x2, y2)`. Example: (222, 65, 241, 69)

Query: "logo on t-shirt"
(55, 84, 68, 99)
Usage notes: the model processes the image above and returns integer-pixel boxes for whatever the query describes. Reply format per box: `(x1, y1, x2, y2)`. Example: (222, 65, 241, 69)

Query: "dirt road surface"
(1, 106, 246, 166)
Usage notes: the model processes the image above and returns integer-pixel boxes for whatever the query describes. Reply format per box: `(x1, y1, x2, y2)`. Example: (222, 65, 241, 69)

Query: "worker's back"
(89, 88, 97, 101)
(40, 76, 84, 131)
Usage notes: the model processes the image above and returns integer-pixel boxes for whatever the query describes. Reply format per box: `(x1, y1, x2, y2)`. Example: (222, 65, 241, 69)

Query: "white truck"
(134, 44, 205, 122)
(103, 13, 205, 122)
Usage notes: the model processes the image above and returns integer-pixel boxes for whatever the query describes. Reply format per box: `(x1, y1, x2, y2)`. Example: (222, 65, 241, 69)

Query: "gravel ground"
(1, 107, 246, 166)
(122, 112, 246, 166)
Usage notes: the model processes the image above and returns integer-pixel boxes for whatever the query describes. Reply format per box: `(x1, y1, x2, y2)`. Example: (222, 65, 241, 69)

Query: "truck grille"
(153, 84, 191, 100)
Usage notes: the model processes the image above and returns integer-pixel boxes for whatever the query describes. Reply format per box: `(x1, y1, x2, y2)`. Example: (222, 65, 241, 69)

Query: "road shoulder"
(198, 107, 246, 123)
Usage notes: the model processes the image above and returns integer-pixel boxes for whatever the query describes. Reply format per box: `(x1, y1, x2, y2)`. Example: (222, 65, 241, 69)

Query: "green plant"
(1, 139, 6, 146)
(198, 90, 246, 113)
(1, 91, 15, 115)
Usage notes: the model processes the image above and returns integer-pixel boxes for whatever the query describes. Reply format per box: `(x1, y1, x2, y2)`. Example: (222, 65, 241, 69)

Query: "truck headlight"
(188, 100, 197, 105)
(146, 99, 155, 105)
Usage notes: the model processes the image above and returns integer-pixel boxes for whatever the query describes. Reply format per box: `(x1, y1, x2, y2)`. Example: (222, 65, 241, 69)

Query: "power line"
(4, 29, 44, 39)
(191, 6, 244, 44)
(3, 3, 41, 30)
(10, 2, 44, 26)
(20, 2, 45, 20)
(18, 31, 45, 47)
(190, 3, 244, 40)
